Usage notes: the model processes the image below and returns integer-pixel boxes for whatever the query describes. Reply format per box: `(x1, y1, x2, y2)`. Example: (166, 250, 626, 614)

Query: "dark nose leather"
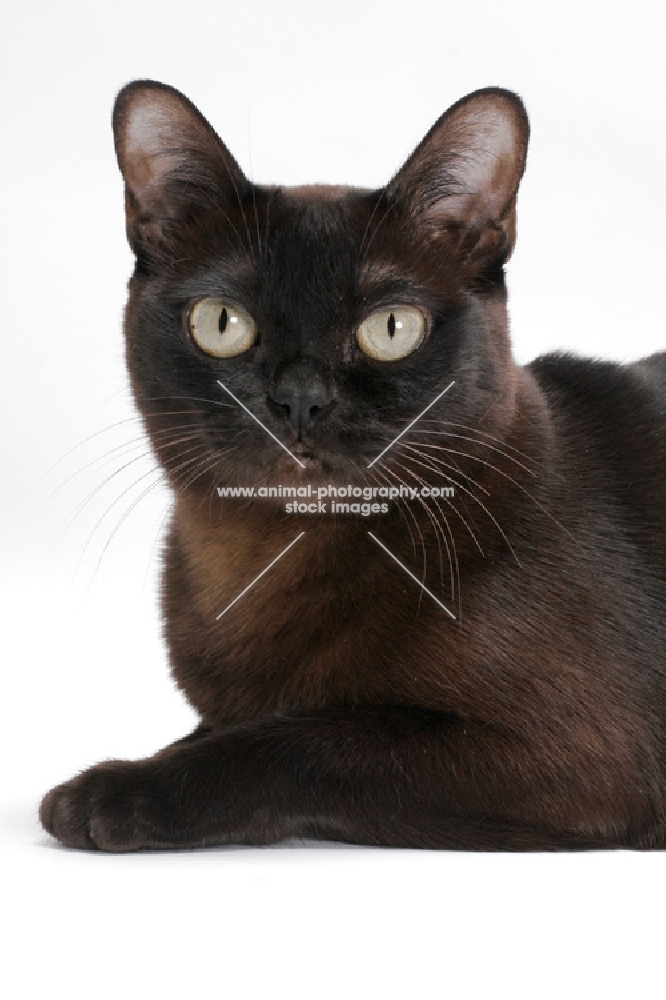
(269, 358, 333, 437)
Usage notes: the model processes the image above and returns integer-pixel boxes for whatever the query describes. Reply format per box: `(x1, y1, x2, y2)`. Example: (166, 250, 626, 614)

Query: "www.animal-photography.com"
(1, 1, 664, 998)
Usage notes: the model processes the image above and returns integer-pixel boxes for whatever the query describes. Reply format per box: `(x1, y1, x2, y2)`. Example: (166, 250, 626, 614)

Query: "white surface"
(1, 1, 665, 996)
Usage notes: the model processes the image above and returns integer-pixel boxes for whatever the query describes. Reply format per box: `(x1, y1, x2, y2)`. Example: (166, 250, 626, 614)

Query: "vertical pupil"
(387, 312, 396, 338)
(219, 307, 228, 334)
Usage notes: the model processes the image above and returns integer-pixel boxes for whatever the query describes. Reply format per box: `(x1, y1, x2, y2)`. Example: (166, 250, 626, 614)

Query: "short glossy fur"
(41, 82, 666, 851)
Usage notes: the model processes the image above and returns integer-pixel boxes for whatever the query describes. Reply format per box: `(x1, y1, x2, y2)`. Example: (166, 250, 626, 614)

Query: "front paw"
(39, 760, 171, 852)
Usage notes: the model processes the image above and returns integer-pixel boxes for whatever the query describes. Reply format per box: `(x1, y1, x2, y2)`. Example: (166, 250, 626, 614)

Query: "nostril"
(269, 361, 333, 434)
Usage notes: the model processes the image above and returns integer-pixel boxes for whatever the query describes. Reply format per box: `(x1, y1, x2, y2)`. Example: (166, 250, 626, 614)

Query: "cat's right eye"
(188, 297, 258, 358)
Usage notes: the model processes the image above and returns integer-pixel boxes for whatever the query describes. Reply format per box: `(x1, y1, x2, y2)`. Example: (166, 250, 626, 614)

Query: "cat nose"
(269, 359, 333, 437)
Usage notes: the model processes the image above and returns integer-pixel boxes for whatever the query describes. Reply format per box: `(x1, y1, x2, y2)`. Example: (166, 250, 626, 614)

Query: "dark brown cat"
(40, 81, 666, 851)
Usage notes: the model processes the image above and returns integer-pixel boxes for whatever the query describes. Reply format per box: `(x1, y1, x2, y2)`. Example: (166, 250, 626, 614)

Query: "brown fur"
(40, 82, 666, 852)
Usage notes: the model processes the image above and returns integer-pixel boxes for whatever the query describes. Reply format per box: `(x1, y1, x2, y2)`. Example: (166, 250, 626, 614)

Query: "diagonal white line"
(366, 380, 455, 468)
(217, 380, 306, 468)
(367, 532, 456, 620)
(216, 531, 306, 620)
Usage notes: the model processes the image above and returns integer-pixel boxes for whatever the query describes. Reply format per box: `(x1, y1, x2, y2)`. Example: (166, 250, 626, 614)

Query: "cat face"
(113, 82, 529, 492)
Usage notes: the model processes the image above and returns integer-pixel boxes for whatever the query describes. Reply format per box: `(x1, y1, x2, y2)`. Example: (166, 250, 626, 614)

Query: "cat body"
(40, 82, 666, 851)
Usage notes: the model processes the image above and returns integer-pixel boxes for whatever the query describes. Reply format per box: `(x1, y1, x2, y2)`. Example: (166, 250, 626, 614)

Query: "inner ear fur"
(112, 80, 248, 254)
(386, 88, 530, 263)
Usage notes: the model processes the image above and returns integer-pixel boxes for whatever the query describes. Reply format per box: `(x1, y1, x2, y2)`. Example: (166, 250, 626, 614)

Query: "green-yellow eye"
(188, 297, 257, 357)
(356, 306, 426, 361)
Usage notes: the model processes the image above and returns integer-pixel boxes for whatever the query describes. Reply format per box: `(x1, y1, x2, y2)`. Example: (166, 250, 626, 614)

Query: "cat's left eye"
(188, 297, 258, 358)
(356, 306, 426, 361)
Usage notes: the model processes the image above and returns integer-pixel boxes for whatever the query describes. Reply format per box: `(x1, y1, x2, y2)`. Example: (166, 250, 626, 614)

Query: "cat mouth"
(269, 440, 340, 476)
(285, 444, 320, 469)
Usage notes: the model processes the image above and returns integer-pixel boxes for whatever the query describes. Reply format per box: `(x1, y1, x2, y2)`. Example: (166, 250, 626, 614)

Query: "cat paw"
(39, 760, 170, 852)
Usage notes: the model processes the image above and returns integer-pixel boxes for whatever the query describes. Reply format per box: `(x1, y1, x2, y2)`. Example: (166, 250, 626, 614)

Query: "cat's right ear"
(112, 80, 248, 256)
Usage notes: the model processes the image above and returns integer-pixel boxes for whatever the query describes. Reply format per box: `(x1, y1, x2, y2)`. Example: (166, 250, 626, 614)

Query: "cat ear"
(386, 88, 529, 264)
(112, 80, 248, 255)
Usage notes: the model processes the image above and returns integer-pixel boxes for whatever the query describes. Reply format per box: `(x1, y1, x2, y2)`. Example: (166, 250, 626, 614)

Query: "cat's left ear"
(112, 80, 248, 256)
(386, 88, 529, 264)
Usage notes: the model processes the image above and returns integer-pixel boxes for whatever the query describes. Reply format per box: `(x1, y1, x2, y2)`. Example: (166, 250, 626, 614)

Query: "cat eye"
(188, 297, 258, 358)
(356, 306, 426, 361)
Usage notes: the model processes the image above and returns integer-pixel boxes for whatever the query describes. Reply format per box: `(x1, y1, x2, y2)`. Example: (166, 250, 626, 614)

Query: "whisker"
(186, 178, 254, 268)
(81, 443, 219, 589)
(37, 422, 206, 511)
(412, 426, 539, 477)
(81, 469, 167, 591)
(138, 395, 236, 410)
(368, 465, 418, 559)
(388, 449, 485, 558)
(37, 436, 151, 511)
(416, 418, 564, 478)
(378, 460, 447, 596)
(376, 462, 428, 613)
(358, 188, 385, 260)
(38, 416, 145, 484)
(245, 135, 262, 259)
(378, 456, 463, 620)
(360, 198, 399, 266)
(57, 450, 156, 544)
(178, 445, 238, 500)
(264, 189, 272, 260)
(387, 455, 457, 603)
(401, 443, 490, 495)
(395, 448, 518, 564)
(59, 430, 205, 543)
(430, 448, 485, 548)
(409, 442, 574, 542)
(38, 402, 232, 490)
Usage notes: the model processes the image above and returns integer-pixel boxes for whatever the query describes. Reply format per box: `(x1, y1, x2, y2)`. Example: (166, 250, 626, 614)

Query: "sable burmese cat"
(41, 81, 666, 851)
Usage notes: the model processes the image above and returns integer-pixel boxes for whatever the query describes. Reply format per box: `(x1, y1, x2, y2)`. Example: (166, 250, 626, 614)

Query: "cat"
(40, 80, 666, 851)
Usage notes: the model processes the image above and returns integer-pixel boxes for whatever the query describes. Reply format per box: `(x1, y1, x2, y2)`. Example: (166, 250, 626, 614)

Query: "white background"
(2, 1, 665, 996)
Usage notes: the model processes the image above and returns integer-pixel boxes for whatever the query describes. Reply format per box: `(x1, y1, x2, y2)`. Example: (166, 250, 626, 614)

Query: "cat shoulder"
(527, 350, 666, 426)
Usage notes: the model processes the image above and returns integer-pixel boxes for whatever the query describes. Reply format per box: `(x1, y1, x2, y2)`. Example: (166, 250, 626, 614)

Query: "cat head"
(113, 81, 529, 492)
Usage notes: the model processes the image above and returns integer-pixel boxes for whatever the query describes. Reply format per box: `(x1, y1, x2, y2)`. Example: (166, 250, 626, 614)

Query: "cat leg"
(39, 707, 657, 851)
